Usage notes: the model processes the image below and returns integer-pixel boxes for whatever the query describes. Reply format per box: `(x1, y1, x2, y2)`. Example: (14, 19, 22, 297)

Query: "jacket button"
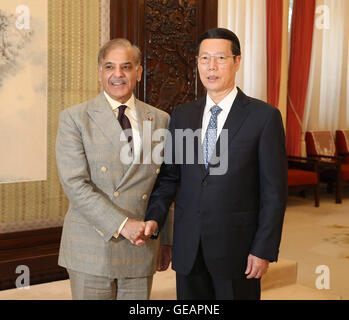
(156, 168, 160, 174)
(114, 191, 119, 198)
(202, 181, 208, 186)
(142, 194, 148, 200)
(101, 166, 107, 172)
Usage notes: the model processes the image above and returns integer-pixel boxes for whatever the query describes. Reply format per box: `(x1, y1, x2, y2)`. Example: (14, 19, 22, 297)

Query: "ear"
(97, 66, 102, 82)
(137, 65, 143, 82)
(234, 56, 241, 72)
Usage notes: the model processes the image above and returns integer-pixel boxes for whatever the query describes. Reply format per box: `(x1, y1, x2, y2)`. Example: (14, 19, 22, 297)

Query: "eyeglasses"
(197, 54, 236, 65)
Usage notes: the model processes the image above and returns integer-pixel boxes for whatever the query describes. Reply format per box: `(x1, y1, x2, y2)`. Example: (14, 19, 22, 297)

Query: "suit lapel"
(221, 88, 251, 145)
(135, 99, 154, 165)
(86, 92, 127, 151)
(177, 97, 206, 175)
(191, 97, 206, 133)
(186, 98, 207, 176)
(86, 93, 129, 176)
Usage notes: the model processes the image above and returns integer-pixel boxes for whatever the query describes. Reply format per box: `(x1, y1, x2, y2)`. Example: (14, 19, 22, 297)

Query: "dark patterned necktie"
(118, 105, 133, 153)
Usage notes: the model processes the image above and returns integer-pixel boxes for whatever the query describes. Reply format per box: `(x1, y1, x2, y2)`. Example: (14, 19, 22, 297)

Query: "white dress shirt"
(201, 87, 238, 143)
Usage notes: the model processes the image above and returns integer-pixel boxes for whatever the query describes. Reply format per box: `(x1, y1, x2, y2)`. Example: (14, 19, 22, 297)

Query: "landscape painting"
(0, 0, 47, 183)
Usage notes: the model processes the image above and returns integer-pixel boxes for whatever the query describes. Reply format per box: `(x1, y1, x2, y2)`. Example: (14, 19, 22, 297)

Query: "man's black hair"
(197, 28, 241, 56)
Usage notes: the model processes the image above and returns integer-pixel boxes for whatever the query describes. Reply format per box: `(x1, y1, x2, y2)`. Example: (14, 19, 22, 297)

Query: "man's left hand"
(144, 220, 158, 238)
(157, 245, 172, 272)
(245, 254, 269, 279)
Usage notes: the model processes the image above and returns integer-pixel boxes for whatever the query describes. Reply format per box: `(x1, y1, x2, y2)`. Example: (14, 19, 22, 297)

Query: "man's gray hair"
(98, 38, 142, 67)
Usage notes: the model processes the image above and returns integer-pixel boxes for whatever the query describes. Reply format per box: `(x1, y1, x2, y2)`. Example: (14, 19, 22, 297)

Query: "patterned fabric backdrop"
(0, 0, 108, 232)
(100, 0, 110, 47)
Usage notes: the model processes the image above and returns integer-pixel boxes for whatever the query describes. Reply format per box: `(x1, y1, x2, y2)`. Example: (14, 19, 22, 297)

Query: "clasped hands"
(120, 218, 172, 272)
(120, 218, 158, 246)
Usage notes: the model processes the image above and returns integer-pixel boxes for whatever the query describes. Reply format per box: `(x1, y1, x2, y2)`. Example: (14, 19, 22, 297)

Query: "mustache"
(109, 78, 128, 85)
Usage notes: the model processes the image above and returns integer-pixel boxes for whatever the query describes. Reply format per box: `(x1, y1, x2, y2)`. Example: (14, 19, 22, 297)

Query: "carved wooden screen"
(110, 0, 218, 114)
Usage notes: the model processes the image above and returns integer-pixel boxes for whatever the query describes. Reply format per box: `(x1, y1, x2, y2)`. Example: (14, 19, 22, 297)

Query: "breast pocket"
(230, 139, 255, 149)
(228, 142, 257, 170)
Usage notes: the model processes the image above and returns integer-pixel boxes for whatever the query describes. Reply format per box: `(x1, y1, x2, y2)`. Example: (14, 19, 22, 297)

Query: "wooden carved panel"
(110, 0, 217, 113)
(144, 0, 197, 113)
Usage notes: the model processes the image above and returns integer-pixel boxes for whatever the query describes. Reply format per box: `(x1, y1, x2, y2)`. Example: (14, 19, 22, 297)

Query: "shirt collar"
(103, 91, 136, 112)
(205, 86, 238, 115)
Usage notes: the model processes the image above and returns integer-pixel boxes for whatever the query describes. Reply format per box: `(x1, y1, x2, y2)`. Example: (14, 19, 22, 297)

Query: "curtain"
(100, 0, 111, 47)
(266, 0, 283, 108)
(303, 0, 349, 134)
(218, 0, 267, 101)
(286, 0, 316, 156)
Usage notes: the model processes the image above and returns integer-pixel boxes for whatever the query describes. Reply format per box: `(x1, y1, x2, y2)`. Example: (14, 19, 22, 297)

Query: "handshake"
(120, 218, 158, 246)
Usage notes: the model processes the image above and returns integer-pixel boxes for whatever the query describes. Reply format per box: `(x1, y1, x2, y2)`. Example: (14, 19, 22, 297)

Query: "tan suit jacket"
(56, 92, 173, 278)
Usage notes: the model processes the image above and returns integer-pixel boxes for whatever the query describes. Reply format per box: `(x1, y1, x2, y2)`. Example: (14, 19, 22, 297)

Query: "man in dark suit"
(144, 28, 288, 300)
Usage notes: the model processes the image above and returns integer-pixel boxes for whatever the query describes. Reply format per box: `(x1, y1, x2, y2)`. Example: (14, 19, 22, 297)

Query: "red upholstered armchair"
(288, 156, 320, 207)
(336, 130, 349, 164)
(305, 131, 349, 203)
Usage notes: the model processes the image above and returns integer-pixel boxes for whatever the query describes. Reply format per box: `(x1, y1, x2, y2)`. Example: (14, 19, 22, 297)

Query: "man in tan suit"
(56, 38, 172, 300)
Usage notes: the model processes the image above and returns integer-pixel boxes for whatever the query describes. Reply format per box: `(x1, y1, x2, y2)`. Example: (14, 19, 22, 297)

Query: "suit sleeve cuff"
(113, 217, 128, 239)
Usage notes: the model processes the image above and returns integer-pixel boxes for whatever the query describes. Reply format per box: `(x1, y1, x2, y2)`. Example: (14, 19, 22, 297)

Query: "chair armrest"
(288, 155, 317, 163)
(308, 154, 341, 171)
(288, 156, 318, 171)
(308, 154, 341, 161)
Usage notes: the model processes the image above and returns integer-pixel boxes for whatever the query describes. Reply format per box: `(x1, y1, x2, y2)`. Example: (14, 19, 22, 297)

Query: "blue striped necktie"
(204, 105, 222, 169)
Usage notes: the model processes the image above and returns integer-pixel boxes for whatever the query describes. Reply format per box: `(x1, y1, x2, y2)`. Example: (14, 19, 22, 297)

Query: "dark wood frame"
(0, 227, 68, 290)
(110, 0, 146, 100)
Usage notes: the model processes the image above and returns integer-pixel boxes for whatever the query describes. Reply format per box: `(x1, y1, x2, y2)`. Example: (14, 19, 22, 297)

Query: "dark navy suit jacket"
(145, 88, 288, 279)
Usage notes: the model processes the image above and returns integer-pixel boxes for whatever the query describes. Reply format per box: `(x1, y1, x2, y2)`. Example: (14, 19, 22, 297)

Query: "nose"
(113, 65, 125, 78)
(208, 56, 218, 70)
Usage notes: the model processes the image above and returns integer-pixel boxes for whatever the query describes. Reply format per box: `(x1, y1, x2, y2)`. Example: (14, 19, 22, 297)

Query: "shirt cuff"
(113, 217, 128, 239)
